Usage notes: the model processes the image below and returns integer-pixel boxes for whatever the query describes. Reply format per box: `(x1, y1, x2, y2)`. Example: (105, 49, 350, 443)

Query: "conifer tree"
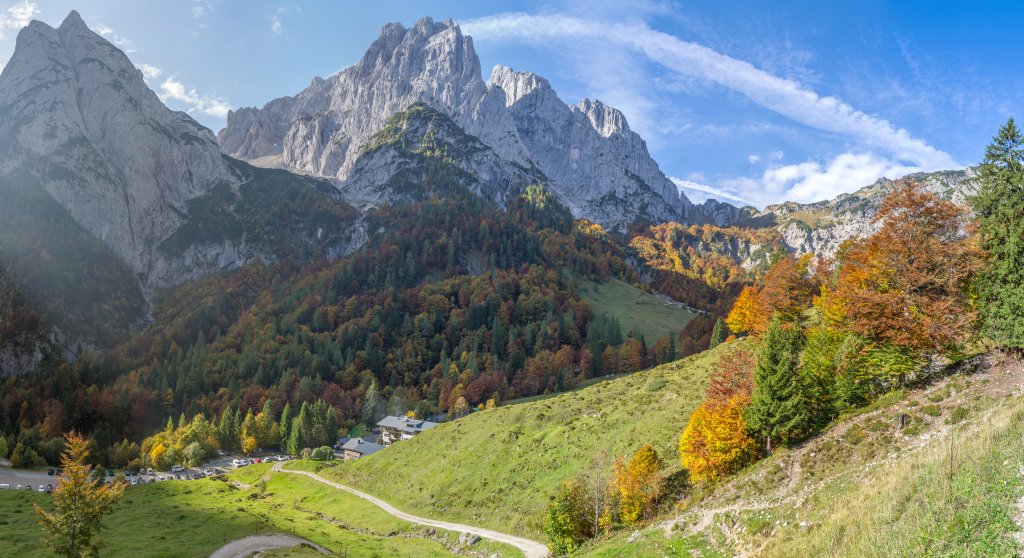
(361, 380, 382, 427)
(972, 118, 1024, 350)
(744, 317, 807, 453)
(278, 403, 292, 446)
(709, 318, 725, 348)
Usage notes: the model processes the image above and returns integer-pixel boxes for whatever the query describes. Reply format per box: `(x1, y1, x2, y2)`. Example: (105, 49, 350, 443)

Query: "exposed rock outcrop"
(0, 11, 240, 276)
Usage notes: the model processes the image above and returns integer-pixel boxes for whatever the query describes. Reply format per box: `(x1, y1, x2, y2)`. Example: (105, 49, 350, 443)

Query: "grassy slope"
(0, 463, 516, 558)
(325, 341, 745, 540)
(576, 278, 697, 346)
(583, 354, 1024, 557)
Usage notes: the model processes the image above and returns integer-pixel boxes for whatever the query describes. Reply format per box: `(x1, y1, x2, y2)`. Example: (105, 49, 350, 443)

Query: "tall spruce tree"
(709, 318, 725, 348)
(744, 317, 807, 453)
(972, 118, 1024, 350)
(278, 403, 292, 446)
(361, 380, 383, 427)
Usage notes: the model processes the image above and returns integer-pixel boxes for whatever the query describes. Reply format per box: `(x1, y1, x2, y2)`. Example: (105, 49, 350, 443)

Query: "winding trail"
(209, 534, 329, 558)
(272, 463, 549, 558)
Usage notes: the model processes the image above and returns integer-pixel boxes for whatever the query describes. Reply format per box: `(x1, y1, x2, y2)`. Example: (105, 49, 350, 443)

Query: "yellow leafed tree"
(679, 395, 757, 483)
(611, 444, 664, 526)
(35, 432, 125, 558)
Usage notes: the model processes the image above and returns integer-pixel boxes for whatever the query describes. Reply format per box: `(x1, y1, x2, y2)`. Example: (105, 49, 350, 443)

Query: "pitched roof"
(376, 415, 439, 434)
(340, 437, 384, 456)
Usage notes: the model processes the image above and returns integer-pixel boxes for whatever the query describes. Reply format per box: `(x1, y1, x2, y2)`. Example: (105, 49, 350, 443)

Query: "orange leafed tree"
(705, 347, 757, 402)
(726, 255, 816, 335)
(824, 182, 982, 354)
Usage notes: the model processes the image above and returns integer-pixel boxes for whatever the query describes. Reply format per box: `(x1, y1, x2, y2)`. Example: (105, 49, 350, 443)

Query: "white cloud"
(270, 6, 299, 36)
(136, 63, 162, 79)
(761, 152, 918, 205)
(159, 78, 231, 119)
(670, 176, 754, 206)
(0, 1, 38, 39)
(94, 22, 136, 52)
(192, 0, 213, 21)
(747, 154, 761, 164)
(463, 13, 957, 171)
(702, 151, 921, 208)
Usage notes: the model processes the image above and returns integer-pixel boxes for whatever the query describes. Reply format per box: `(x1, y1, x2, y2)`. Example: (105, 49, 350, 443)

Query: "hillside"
(576, 278, 698, 347)
(319, 341, 749, 539)
(581, 351, 1024, 557)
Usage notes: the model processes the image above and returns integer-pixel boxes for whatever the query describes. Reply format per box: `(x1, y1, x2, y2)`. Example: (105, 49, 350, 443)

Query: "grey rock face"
(486, 65, 690, 229)
(219, 19, 750, 229)
(219, 17, 531, 182)
(0, 11, 239, 276)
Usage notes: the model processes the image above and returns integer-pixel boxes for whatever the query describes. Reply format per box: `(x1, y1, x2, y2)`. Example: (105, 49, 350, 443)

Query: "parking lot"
(0, 454, 292, 494)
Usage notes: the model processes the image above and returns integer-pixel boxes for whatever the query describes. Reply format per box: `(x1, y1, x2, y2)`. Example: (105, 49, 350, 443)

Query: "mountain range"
(0, 12, 974, 365)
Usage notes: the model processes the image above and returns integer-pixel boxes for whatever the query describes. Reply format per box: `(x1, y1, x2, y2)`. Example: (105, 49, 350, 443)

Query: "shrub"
(310, 446, 334, 461)
(543, 479, 595, 555)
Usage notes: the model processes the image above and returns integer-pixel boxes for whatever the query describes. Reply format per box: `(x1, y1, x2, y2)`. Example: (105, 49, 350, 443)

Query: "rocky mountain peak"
(488, 64, 556, 106)
(576, 98, 630, 138)
(219, 18, 752, 229)
(0, 11, 238, 276)
(219, 17, 530, 180)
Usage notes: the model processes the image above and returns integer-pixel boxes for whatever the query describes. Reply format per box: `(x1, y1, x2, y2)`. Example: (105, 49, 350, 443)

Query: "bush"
(543, 479, 595, 555)
(310, 446, 334, 461)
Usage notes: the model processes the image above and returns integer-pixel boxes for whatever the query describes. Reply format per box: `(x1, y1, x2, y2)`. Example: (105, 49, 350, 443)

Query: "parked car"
(170, 465, 185, 473)
(37, 485, 46, 492)
(0, 483, 10, 490)
(23, 484, 31, 491)
(107, 469, 114, 476)
(146, 468, 154, 475)
(46, 484, 53, 493)
(47, 468, 54, 476)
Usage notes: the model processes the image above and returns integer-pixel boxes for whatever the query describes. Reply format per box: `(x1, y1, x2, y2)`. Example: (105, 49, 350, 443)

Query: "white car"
(170, 465, 185, 473)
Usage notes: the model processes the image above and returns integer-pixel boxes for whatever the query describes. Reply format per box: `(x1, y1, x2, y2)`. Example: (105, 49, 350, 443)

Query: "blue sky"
(1, 1, 1021, 208)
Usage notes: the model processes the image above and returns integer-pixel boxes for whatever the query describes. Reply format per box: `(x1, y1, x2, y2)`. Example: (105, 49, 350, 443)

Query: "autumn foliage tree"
(726, 254, 816, 335)
(35, 432, 125, 558)
(680, 348, 757, 482)
(823, 182, 982, 355)
(610, 445, 664, 526)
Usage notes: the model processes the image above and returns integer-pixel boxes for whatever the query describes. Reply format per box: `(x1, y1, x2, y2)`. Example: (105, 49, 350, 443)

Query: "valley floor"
(0, 463, 520, 558)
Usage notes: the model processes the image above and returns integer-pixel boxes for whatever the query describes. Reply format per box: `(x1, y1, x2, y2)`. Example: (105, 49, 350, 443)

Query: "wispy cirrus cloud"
(464, 11, 960, 207)
(463, 13, 956, 171)
(670, 176, 754, 206)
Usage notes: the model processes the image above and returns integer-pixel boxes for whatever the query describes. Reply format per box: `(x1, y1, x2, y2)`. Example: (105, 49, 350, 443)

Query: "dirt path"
(272, 463, 549, 558)
(208, 534, 329, 558)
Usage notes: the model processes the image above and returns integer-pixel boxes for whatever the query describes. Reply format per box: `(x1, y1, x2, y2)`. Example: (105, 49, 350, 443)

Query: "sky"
(1, 1, 1021, 208)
